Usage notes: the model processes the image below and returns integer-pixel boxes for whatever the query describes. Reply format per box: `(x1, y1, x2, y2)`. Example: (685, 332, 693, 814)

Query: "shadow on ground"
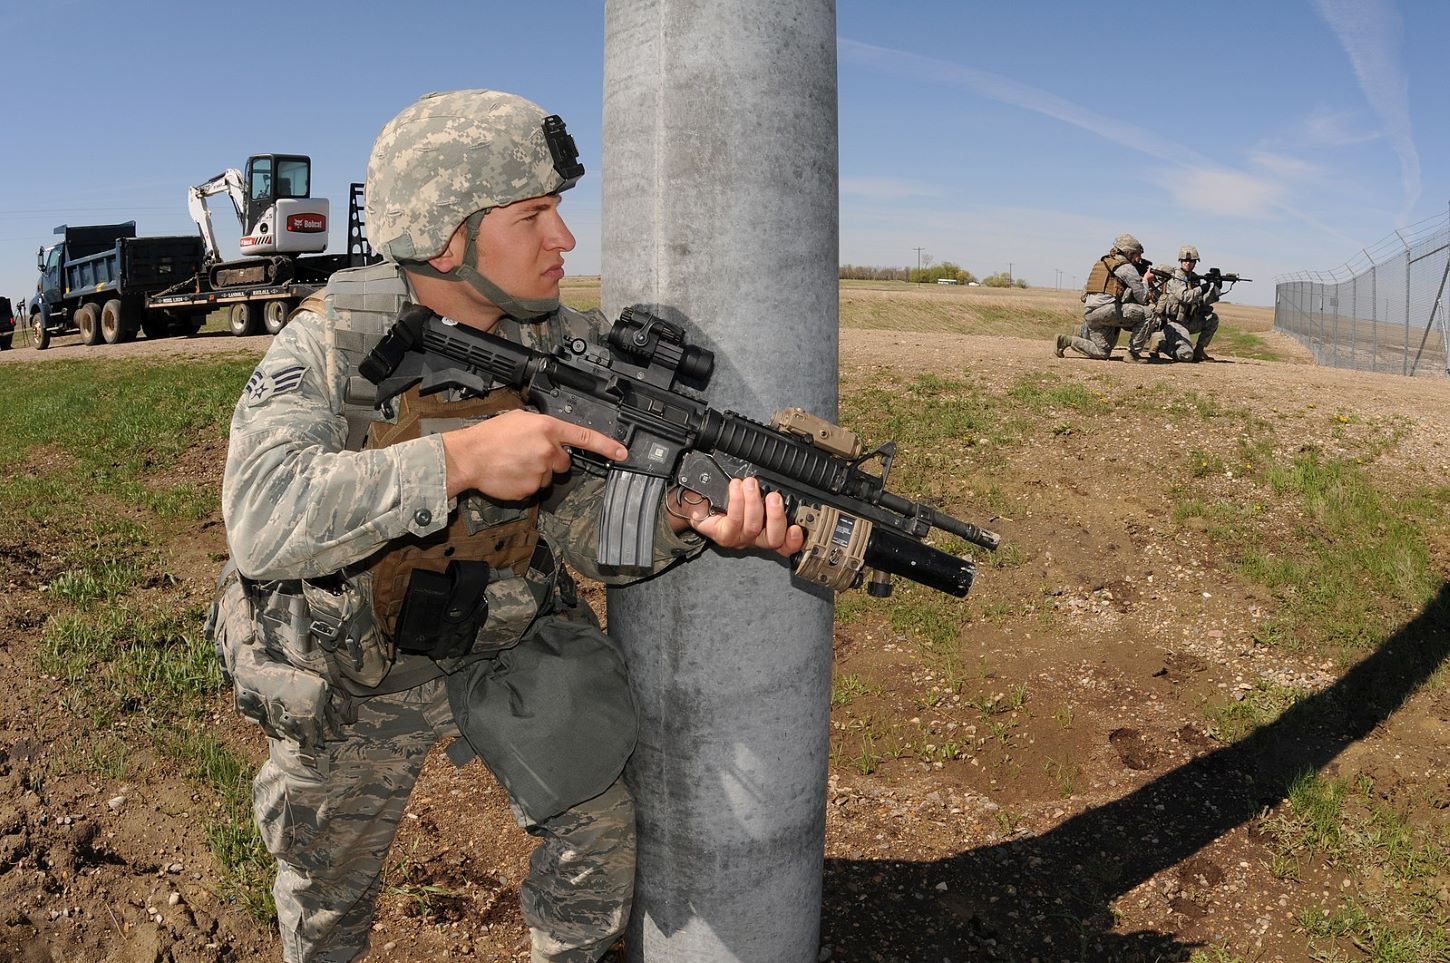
(823, 582, 1450, 962)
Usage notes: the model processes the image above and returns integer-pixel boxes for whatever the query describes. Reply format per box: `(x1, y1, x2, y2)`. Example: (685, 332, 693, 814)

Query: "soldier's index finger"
(554, 419, 629, 461)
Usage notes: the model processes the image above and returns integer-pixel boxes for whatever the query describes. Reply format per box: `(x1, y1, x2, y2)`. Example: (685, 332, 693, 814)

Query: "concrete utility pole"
(602, 2, 838, 961)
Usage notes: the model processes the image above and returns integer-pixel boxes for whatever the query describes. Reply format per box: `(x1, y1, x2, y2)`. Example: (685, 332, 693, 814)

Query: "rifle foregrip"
(598, 469, 666, 568)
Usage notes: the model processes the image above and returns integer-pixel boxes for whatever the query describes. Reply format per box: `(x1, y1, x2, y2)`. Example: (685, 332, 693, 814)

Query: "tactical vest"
(253, 262, 587, 693)
(1084, 254, 1130, 299)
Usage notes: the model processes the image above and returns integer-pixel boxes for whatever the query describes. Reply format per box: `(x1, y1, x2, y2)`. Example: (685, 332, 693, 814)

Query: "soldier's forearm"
(223, 434, 449, 580)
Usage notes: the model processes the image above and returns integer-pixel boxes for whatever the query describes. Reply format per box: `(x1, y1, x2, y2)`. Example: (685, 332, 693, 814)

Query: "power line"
(0, 206, 179, 215)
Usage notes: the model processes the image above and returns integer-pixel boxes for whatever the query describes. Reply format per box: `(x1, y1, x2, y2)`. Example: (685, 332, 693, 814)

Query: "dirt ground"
(1, 322, 1448, 963)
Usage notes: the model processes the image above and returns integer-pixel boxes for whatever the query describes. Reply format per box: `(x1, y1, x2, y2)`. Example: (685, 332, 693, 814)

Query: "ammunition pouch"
(205, 563, 355, 751)
(395, 560, 492, 660)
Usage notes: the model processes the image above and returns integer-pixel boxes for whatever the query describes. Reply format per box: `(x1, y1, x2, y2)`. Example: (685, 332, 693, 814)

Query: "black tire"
(0, 334, 11, 351)
(183, 313, 206, 336)
(77, 304, 103, 346)
(100, 299, 131, 344)
(229, 302, 261, 337)
(31, 312, 50, 351)
(263, 299, 290, 335)
(141, 311, 171, 340)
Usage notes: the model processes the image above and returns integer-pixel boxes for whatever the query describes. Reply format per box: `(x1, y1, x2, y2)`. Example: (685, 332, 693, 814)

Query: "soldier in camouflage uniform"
(209, 89, 804, 963)
(1056, 233, 1158, 361)
(1155, 244, 1221, 362)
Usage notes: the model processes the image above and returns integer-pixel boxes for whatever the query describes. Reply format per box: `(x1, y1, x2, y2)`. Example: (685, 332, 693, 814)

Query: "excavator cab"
(237, 154, 329, 257)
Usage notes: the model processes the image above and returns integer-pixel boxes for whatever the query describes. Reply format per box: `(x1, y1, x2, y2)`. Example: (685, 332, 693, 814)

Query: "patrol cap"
(1113, 233, 1144, 256)
(1178, 244, 1200, 261)
(365, 89, 584, 263)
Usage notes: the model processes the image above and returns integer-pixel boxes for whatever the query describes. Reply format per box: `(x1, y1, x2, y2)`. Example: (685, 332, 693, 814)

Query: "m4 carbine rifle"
(1198, 268, 1251, 289)
(359, 304, 1000, 598)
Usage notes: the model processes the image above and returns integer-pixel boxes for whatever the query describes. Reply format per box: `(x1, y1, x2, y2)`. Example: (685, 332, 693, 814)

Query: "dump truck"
(28, 181, 375, 350)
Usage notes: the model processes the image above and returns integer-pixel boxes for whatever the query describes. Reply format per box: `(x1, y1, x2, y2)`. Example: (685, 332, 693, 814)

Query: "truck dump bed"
(58, 223, 205, 300)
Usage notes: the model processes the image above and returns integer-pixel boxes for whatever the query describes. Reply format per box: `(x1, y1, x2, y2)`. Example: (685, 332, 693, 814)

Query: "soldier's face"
(474, 194, 576, 302)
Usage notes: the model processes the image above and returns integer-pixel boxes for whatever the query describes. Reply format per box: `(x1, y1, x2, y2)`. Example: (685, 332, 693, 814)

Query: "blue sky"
(2, 1, 1445, 311)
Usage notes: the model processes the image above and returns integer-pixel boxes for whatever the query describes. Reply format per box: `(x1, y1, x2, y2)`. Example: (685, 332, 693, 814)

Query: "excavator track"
(210, 256, 294, 289)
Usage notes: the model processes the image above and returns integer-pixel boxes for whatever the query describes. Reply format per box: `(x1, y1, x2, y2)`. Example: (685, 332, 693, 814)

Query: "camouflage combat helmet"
(365, 89, 585, 318)
(1177, 244, 1200, 262)
(1113, 233, 1144, 257)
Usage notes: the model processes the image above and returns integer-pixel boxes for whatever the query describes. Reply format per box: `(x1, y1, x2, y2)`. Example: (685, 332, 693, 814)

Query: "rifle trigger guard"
(675, 450, 741, 511)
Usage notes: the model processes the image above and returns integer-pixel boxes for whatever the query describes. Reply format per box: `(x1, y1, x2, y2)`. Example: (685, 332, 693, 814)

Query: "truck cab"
(36, 242, 63, 311)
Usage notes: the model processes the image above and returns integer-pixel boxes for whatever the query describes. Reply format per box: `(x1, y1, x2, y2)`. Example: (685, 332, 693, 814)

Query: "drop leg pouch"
(443, 614, 638, 825)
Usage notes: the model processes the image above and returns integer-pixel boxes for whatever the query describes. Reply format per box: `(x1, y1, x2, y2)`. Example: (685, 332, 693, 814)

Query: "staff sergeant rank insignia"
(244, 363, 307, 406)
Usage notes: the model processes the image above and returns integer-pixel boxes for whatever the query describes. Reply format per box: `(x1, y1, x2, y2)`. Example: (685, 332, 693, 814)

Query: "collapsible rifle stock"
(360, 304, 1000, 598)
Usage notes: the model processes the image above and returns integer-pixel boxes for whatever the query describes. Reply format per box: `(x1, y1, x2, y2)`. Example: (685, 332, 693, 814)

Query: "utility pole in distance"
(914, 247, 924, 273)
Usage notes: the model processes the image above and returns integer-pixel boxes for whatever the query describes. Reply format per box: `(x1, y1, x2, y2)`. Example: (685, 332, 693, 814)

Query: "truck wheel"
(229, 302, 261, 337)
(0, 334, 11, 351)
(263, 299, 290, 335)
(141, 313, 171, 340)
(101, 299, 133, 344)
(183, 312, 206, 336)
(31, 312, 50, 351)
(77, 304, 103, 345)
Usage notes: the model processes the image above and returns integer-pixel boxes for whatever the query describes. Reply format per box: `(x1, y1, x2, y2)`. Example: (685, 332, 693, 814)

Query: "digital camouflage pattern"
(1157, 266, 1221, 361)
(1178, 243, 1201, 262)
(1065, 256, 1155, 359)
(252, 675, 636, 963)
(366, 90, 575, 263)
(1113, 232, 1144, 256)
(220, 259, 703, 962)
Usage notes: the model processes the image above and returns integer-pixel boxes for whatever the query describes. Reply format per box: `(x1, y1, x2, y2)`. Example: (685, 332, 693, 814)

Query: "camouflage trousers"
(1159, 310, 1219, 361)
(253, 674, 635, 963)
(1068, 301, 1155, 359)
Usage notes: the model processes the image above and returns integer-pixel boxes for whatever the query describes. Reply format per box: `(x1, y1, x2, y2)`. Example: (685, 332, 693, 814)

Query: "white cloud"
(1158, 168, 1285, 219)
(1298, 105, 1381, 147)
(1312, 0, 1421, 221)
(840, 176, 938, 202)
(838, 36, 1368, 263)
(840, 39, 1201, 168)
(1248, 152, 1326, 181)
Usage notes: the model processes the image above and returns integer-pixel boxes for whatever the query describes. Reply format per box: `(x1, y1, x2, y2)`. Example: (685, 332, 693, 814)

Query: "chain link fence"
(1274, 205, 1449, 378)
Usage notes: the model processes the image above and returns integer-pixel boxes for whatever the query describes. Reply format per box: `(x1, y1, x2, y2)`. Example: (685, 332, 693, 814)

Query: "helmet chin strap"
(410, 210, 560, 320)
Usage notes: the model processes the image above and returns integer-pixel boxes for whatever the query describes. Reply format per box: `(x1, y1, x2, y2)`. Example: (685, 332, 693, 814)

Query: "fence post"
(1368, 256, 1376, 372)
(1404, 245, 1412, 377)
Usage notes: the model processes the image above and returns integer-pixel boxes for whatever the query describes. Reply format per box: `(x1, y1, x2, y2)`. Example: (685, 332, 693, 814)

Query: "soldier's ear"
(426, 222, 471, 274)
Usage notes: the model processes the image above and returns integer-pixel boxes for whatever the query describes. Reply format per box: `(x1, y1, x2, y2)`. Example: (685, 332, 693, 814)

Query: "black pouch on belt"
(395, 560, 490, 660)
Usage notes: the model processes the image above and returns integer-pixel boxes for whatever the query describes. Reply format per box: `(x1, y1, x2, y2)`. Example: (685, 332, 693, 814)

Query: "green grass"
(1242, 451, 1440, 654)
(1211, 322, 1279, 361)
(1, 354, 275, 918)
(1266, 771, 1450, 963)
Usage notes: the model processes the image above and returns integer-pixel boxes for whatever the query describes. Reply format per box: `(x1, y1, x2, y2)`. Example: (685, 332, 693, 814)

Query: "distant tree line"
(839, 263, 1028, 288)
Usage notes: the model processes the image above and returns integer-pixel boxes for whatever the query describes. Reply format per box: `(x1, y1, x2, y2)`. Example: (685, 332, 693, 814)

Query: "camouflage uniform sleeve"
(222, 310, 450, 580)
(1164, 273, 1206, 318)
(1114, 262, 1149, 306)
(538, 464, 705, 584)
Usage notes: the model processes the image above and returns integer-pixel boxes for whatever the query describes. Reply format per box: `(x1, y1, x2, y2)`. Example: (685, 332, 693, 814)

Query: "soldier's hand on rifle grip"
(671, 476, 805, 557)
(442, 411, 628, 500)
